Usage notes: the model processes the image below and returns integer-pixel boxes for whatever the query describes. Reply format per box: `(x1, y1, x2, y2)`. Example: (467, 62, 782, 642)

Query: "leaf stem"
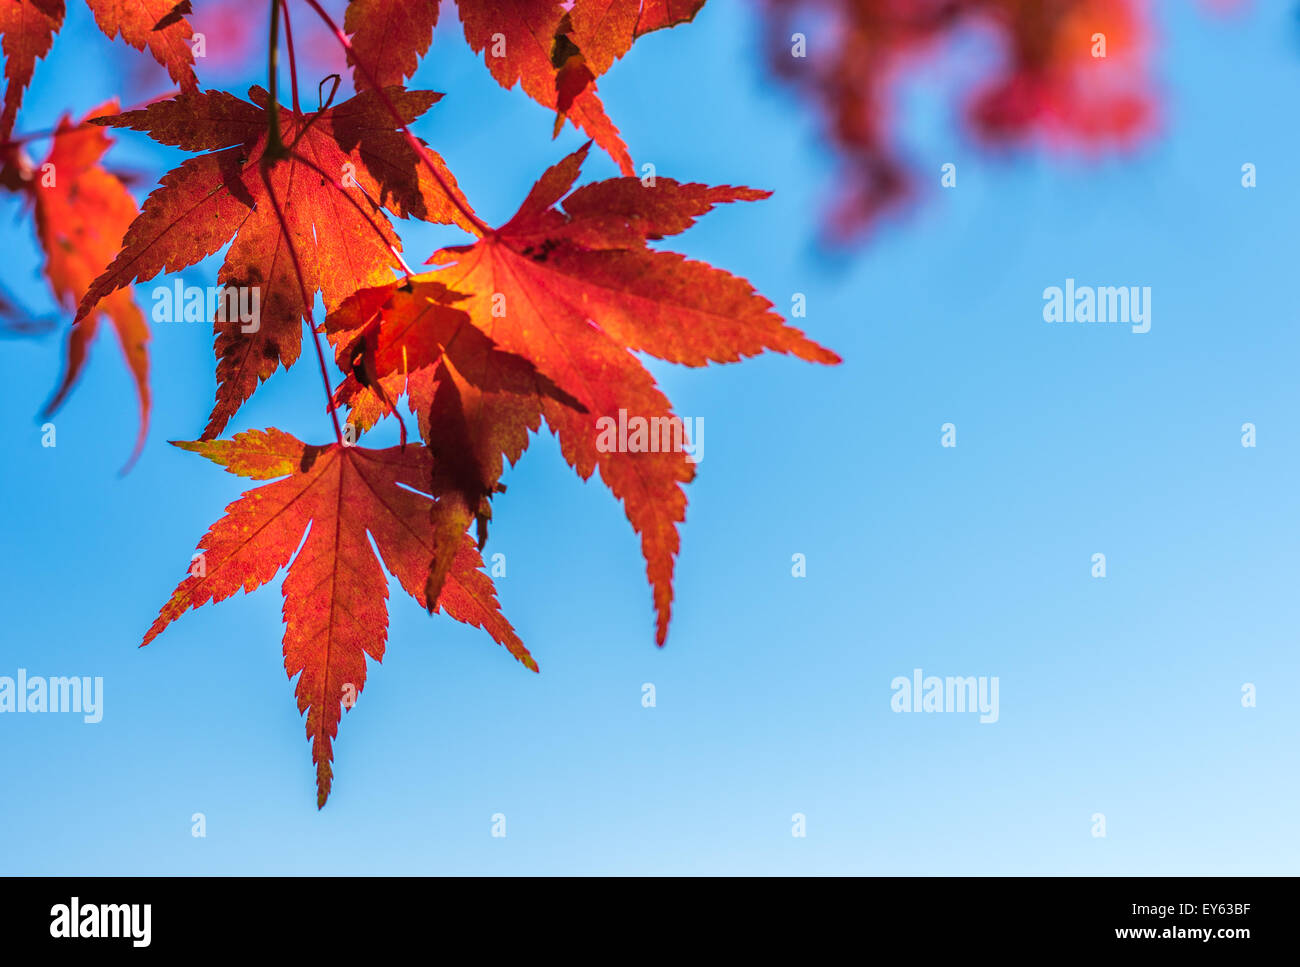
(265, 0, 290, 162)
(280, 0, 302, 115)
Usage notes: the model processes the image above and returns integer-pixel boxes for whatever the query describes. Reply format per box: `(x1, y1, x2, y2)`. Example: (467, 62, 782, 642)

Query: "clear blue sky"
(2, 0, 1298, 874)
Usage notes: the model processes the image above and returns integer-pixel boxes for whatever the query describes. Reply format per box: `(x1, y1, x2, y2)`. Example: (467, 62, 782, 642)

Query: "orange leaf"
(77, 86, 477, 438)
(339, 1, 704, 172)
(144, 428, 535, 808)
(0, 0, 199, 142)
(454, 0, 629, 172)
(0, 0, 65, 142)
(325, 277, 583, 599)
(344, 0, 440, 91)
(31, 101, 150, 470)
(83, 0, 198, 93)
(631, 0, 705, 38)
(330, 144, 838, 645)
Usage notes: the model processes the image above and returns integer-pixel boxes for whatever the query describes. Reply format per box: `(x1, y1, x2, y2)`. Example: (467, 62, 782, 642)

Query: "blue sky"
(2, 0, 1298, 874)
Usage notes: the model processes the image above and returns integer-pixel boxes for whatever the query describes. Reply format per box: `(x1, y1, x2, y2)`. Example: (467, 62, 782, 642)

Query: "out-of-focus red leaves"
(967, 0, 1151, 147)
(762, 0, 1158, 241)
(186, 0, 347, 78)
(0, 101, 150, 470)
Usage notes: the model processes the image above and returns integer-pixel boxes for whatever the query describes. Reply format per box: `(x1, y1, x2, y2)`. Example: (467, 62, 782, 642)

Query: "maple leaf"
(340, 1, 704, 172)
(326, 143, 839, 645)
(324, 277, 585, 601)
(20, 101, 150, 470)
(423, 1, 704, 173)
(143, 428, 535, 808)
(0, 0, 64, 142)
(0, 0, 197, 142)
(561, 0, 705, 83)
(345, 0, 441, 92)
(629, 0, 706, 38)
(74, 85, 478, 439)
(82, 0, 198, 91)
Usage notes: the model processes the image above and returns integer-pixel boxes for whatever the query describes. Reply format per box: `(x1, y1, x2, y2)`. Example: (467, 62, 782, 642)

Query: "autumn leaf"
(968, 0, 1151, 144)
(0, 0, 197, 142)
(3, 0, 851, 810)
(453, 0, 703, 174)
(25, 101, 150, 470)
(564, 0, 705, 81)
(630, 0, 706, 38)
(760, 0, 1154, 239)
(324, 276, 585, 601)
(339, 0, 704, 173)
(75, 85, 478, 439)
(143, 428, 535, 808)
(327, 143, 839, 645)
(0, 0, 64, 142)
(345, 0, 440, 92)
(83, 0, 198, 92)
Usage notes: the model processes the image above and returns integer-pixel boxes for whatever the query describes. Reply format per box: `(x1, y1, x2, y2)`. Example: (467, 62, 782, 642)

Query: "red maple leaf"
(0, 0, 63, 142)
(37, 103, 150, 468)
(75, 85, 477, 438)
(0, 0, 198, 141)
(0, 100, 151, 469)
(344, 0, 705, 174)
(325, 276, 586, 601)
(143, 428, 534, 807)
(2, 0, 850, 809)
(344, 0, 441, 92)
(326, 143, 840, 644)
(83, 0, 198, 90)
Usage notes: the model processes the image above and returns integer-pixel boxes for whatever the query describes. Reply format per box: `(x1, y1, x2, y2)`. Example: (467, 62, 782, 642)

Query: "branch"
(265, 0, 290, 162)
(280, 0, 303, 115)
